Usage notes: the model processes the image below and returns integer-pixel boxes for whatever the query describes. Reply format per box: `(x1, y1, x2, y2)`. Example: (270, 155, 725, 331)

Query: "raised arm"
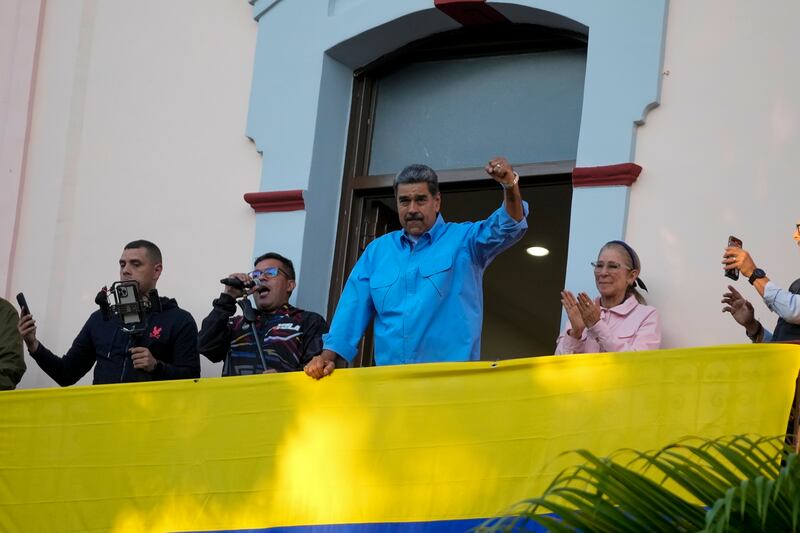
(723, 247, 800, 325)
(485, 156, 524, 222)
(21, 314, 97, 387)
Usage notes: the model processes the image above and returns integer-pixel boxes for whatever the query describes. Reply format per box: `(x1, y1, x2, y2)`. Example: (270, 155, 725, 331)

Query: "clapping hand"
(576, 292, 601, 328)
(561, 290, 585, 339)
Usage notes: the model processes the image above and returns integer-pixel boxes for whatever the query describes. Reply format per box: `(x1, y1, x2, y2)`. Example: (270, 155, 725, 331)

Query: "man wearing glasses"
(721, 222, 800, 342)
(198, 252, 328, 375)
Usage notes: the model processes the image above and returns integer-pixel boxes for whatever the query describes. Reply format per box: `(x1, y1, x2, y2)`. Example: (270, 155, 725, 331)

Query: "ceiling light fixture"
(526, 246, 549, 257)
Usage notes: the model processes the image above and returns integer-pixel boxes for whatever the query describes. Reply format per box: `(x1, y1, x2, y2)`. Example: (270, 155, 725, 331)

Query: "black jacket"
(31, 297, 200, 386)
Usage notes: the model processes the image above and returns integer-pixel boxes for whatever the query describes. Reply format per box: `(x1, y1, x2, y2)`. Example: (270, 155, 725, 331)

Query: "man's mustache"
(405, 214, 424, 222)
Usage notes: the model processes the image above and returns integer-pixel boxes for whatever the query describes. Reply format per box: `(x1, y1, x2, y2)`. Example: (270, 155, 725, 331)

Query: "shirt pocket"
(420, 255, 454, 297)
(613, 320, 640, 342)
(369, 267, 399, 313)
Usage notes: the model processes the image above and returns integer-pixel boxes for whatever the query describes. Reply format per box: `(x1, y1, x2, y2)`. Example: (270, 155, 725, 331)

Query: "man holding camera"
(17, 240, 200, 385)
(721, 222, 800, 342)
(198, 252, 328, 375)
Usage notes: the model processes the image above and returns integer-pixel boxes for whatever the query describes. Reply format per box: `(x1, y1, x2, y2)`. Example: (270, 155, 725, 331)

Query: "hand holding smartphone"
(725, 236, 743, 281)
(15, 292, 39, 352)
(16, 292, 30, 316)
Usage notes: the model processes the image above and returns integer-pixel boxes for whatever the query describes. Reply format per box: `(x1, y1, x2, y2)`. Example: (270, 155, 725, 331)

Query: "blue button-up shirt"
(324, 202, 529, 365)
(761, 280, 800, 341)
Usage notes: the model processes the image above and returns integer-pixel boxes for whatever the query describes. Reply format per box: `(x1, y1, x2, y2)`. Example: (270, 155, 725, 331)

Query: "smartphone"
(725, 235, 743, 281)
(16, 292, 30, 316)
(113, 281, 142, 325)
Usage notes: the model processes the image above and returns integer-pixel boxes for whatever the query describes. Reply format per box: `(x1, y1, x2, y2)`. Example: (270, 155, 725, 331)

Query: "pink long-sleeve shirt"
(555, 295, 661, 354)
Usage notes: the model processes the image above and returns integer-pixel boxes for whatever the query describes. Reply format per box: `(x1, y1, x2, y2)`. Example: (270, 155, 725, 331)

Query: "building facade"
(3, 0, 799, 387)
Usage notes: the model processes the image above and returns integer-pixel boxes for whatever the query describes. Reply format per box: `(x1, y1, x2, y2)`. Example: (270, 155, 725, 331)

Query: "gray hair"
(393, 164, 439, 196)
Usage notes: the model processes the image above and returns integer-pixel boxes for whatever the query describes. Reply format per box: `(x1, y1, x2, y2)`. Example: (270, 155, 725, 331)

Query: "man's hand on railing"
(304, 349, 337, 380)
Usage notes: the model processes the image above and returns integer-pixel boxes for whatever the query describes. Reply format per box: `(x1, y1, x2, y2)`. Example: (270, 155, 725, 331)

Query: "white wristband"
(501, 172, 519, 190)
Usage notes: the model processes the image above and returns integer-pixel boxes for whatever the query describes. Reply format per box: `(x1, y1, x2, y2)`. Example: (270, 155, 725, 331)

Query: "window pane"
(369, 49, 586, 175)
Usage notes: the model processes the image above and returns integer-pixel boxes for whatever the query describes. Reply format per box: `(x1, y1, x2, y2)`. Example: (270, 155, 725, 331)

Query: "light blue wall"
(244, 0, 668, 321)
(564, 186, 630, 298)
(297, 54, 353, 311)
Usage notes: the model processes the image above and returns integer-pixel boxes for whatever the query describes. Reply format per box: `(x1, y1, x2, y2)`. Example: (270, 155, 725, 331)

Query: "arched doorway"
(328, 24, 587, 365)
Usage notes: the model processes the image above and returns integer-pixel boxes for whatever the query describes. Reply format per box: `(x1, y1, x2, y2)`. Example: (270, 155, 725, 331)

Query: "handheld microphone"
(220, 277, 262, 290)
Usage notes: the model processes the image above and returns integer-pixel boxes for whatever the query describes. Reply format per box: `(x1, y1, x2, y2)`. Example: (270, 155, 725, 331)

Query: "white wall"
(0, 0, 43, 295)
(11, 1, 260, 388)
(630, 0, 800, 347)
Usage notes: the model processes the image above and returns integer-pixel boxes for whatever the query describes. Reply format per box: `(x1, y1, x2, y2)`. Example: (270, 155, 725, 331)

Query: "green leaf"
(476, 435, 797, 533)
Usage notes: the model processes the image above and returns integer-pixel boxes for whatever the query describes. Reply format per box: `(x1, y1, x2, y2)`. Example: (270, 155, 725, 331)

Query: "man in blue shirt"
(305, 157, 528, 379)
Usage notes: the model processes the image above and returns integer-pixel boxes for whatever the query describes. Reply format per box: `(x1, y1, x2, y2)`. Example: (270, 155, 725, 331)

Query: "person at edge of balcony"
(721, 221, 800, 343)
(555, 240, 661, 354)
(0, 297, 26, 389)
(304, 156, 528, 380)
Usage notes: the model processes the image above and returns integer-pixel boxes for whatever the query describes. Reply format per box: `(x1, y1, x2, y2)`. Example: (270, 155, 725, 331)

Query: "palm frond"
(474, 434, 799, 533)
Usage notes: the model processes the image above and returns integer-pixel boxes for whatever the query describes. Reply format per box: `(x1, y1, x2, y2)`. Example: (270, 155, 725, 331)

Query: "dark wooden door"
(350, 197, 402, 367)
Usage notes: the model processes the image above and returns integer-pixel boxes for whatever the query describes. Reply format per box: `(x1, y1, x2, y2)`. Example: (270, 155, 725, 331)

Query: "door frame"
(327, 25, 586, 320)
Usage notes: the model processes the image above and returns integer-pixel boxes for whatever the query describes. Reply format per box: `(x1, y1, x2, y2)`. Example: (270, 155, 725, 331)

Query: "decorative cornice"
(244, 190, 305, 213)
(434, 0, 509, 26)
(572, 163, 643, 188)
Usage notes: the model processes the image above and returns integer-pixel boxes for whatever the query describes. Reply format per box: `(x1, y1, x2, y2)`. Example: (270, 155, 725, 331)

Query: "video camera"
(95, 281, 161, 334)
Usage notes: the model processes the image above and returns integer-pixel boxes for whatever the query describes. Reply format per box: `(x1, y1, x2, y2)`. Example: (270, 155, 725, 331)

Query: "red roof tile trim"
(243, 190, 305, 213)
(572, 163, 643, 188)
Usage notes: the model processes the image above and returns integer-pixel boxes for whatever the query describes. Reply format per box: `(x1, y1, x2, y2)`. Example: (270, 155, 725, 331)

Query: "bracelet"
(501, 172, 520, 190)
(746, 322, 763, 343)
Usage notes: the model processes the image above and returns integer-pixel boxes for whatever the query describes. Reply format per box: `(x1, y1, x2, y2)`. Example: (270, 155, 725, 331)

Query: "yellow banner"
(0, 344, 798, 532)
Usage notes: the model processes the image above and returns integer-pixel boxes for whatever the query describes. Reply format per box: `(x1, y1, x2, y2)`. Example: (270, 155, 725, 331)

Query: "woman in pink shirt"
(555, 240, 661, 354)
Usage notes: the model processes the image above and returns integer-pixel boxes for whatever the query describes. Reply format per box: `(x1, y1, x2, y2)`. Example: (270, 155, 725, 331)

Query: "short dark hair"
(393, 164, 439, 196)
(253, 252, 296, 280)
(124, 240, 162, 264)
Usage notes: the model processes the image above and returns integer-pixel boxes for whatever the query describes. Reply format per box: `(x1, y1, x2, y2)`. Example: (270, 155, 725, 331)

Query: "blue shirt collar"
(400, 213, 445, 247)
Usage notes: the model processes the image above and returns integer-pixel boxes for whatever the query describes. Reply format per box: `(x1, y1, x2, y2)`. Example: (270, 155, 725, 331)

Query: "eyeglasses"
(591, 261, 632, 273)
(249, 266, 290, 279)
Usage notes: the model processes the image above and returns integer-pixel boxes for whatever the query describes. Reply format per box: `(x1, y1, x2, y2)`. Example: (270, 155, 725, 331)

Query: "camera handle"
(120, 314, 152, 382)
